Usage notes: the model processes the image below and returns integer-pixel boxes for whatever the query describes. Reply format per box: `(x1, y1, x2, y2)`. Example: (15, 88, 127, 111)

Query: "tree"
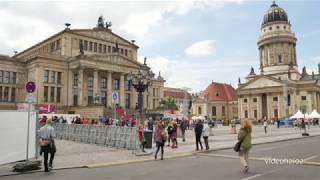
(163, 96, 179, 112)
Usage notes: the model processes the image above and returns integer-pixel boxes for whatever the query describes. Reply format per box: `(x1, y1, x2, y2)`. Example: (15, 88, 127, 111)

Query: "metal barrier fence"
(52, 123, 139, 150)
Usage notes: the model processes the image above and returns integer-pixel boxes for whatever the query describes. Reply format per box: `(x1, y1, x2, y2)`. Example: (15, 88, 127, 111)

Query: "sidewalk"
(1, 125, 319, 176)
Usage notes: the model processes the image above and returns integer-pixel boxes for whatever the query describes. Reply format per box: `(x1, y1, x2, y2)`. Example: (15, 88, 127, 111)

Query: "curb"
(0, 166, 86, 178)
(198, 133, 320, 154)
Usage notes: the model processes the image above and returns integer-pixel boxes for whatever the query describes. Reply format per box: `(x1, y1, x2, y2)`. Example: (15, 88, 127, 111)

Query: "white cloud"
(184, 40, 215, 57)
(312, 56, 320, 62)
(139, 55, 255, 92)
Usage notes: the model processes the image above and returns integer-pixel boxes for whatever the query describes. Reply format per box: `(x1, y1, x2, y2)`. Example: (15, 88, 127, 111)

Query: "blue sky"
(0, 0, 319, 92)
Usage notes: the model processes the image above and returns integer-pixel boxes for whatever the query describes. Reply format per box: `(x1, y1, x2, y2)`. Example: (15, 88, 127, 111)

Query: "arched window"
(222, 106, 226, 116)
(212, 106, 216, 116)
(198, 107, 202, 115)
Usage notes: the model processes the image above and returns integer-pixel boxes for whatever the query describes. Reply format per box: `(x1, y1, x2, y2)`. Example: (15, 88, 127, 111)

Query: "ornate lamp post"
(127, 59, 154, 121)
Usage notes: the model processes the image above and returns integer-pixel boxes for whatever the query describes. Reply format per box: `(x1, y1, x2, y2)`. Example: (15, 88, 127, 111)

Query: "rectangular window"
(11, 88, 16, 102)
(212, 106, 216, 116)
(113, 79, 119, 90)
(254, 110, 257, 118)
(56, 39, 61, 50)
(88, 90, 93, 105)
(10, 72, 16, 84)
(57, 72, 61, 84)
(94, 43, 97, 52)
(4, 71, 9, 83)
(89, 42, 93, 51)
(0, 86, 2, 102)
(120, 48, 123, 54)
(274, 109, 278, 118)
(112, 47, 116, 52)
(44, 70, 49, 83)
(103, 45, 107, 53)
(56, 87, 61, 103)
(73, 73, 78, 86)
(243, 98, 247, 103)
(288, 94, 291, 106)
(4, 87, 9, 102)
(84, 40, 88, 51)
(50, 87, 55, 102)
(253, 98, 257, 102)
(0, 71, 3, 83)
(51, 71, 56, 83)
(153, 88, 156, 96)
(101, 91, 106, 106)
(125, 81, 130, 91)
(50, 42, 55, 52)
(301, 96, 307, 101)
(101, 78, 107, 89)
(153, 99, 156, 109)
(244, 110, 248, 118)
(79, 39, 83, 49)
(222, 106, 225, 116)
(278, 55, 282, 63)
(108, 46, 111, 53)
(73, 88, 78, 106)
(44, 86, 48, 102)
(125, 93, 130, 109)
(124, 49, 128, 56)
(88, 76, 94, 88)
(273, 97, 278, 101)
(98, 44, 102, 53)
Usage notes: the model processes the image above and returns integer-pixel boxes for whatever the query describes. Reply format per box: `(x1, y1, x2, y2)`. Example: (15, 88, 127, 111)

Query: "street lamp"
(127, 59, 154, 123)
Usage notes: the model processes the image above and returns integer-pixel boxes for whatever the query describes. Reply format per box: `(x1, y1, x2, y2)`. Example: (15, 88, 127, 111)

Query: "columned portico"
(120, 73, 125, 108)
(107, 71, 113, 107)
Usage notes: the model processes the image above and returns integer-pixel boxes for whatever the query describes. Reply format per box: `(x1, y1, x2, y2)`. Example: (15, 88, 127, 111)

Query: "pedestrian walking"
(238, 118, 252, 173)
(202, 120, 210, 150)
(171, 121, 178, 148)
(137, 125, 146, 152)
(195, 120, 203, 151)
(39, 119, 56, 172)
(167, 122, 173, 147)
(263, 120, 268, 134)
(276, 118, 280, 128)
(180, 119, 188, 142)
(154, 122, 166, 160)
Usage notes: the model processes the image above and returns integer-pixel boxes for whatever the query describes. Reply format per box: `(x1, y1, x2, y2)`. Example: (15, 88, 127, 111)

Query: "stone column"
(267, 93, 271, 119)
(93, 69, 99, 99)
(67, 70, 73, 106)
(78, 69, 84, 106)
(107, 71, 113, 107)
(131, 86, 137, 109)
(8, 87, 12, 102)
(120, 73, 125, 108)
(277, 94, 281, 118)
(48, 86, 51, 103)
(1, 86, 4, 101)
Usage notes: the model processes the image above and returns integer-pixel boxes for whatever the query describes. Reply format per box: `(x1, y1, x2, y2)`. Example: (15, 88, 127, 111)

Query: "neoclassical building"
(192, 82, 238, 123)
(0, 17, 165, 117)
(237, 2, 320, 120)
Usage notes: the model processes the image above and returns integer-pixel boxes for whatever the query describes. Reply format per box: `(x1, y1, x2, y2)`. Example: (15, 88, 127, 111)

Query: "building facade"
(192, 82, 238, 123)
(237, 2, 320, 121)
(0, 17, 165, 117)
(163, 87, 192, 114)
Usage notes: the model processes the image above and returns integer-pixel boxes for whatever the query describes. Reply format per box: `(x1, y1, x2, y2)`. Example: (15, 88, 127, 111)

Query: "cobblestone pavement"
(1, 125, 319, 176)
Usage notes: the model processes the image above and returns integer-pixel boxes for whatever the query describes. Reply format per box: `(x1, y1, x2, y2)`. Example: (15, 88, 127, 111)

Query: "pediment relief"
(75, 55, 141, 69)
(239, 77, 283, 90)
(73, 30, 132, 47)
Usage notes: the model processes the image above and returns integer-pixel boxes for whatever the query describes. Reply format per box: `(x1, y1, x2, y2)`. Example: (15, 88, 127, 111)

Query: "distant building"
(0, 16, 165, 118)
(237, 2, 320, 121)
(192, 82, 238, 123)
(163, 87, 192, 114)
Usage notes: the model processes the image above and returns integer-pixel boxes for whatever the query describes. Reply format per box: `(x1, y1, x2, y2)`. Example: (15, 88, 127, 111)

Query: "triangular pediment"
(71, 29, 136, 48)
(239, 76, 284, 90)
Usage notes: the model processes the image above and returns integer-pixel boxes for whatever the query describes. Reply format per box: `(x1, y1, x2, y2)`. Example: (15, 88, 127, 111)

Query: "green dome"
(262, 2, 288, 26)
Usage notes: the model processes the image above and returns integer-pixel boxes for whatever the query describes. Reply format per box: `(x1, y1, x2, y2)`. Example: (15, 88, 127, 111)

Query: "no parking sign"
(112, 91, 119, 104)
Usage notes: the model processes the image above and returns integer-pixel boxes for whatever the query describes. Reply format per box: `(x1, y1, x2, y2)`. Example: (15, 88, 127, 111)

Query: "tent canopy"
(308, 109, 320, 118)
(290, 110, 305, 119)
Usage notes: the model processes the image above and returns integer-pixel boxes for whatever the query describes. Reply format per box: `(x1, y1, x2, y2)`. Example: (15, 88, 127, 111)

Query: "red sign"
(38, 104, 55, 114)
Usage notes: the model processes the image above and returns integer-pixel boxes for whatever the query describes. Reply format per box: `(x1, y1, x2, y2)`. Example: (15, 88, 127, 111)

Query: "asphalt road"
(2, 136, 320, 180)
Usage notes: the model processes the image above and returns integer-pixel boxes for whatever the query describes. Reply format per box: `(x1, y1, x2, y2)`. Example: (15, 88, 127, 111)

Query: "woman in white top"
(202, 120, 210, 150)
(263, 120, 268, 134)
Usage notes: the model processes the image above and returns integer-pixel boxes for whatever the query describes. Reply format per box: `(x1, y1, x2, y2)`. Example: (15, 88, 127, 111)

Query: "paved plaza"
(1, 125, 319, 177)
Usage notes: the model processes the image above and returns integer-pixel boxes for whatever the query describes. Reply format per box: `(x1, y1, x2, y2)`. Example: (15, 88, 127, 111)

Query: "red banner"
(38, 104, 55, 114)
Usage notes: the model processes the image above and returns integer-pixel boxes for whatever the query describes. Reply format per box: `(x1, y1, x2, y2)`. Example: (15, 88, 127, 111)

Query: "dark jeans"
(181, 130, 186, 142)
(155, 141, 164, 159)
(264, 126, 267, 134)
(42, 145, 55, 172)
(195, 134, 203, 150)
(203, 136, 209, 150)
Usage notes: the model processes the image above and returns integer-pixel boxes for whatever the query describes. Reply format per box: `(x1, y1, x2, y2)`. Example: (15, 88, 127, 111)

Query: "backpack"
(161, 130, 167, 142)
(167, 126, 173, 134)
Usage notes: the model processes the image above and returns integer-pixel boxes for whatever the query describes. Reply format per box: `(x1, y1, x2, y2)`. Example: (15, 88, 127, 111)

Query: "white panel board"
(0, 111, 36, 165)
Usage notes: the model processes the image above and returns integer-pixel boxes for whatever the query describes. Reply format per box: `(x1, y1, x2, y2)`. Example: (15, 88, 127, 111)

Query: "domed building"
(237, 2, 320, 120)
(192, 82, 238, 123)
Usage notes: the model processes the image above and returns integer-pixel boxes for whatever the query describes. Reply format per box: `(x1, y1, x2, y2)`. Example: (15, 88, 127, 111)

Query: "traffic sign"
(25, 94, 36, 103)
(25, 81, 36, 93)
(112, 91, 119, 104)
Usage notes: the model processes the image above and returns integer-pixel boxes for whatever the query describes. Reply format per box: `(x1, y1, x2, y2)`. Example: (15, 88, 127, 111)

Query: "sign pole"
(25, 81, 36, 161)
(26, 98, 31, 161)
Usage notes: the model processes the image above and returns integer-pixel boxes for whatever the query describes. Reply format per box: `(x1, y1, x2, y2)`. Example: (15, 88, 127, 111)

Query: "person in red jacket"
(137, 125, 146, 152)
